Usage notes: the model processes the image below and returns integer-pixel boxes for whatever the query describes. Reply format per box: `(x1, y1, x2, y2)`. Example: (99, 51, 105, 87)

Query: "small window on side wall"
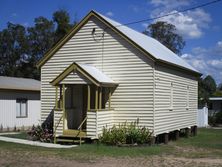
(186, 86, 189, 109)
(16, 99, 28, 118)
(170, 82, 173, 110)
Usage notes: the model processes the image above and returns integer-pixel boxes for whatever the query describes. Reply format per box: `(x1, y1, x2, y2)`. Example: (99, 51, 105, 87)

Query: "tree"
(24, 17, 55, 79)
(144, 21, 185, 55)
(218, 83, 222, 91)
(203, 75, 217, 95)
(53, 10, 73, 43)
(0, 23, 28, 77)
(198, 75, 217, 105)
(0, 9, 76, 80)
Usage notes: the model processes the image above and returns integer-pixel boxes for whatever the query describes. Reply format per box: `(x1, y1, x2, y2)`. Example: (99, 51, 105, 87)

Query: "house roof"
(209, 97, 222, 101)
(97, 12, 199, 74)
(50, 62, 117, 86)
(0, 76, 40, 91)
(37, 10, 200, 76)
(77, 63, 115, 84)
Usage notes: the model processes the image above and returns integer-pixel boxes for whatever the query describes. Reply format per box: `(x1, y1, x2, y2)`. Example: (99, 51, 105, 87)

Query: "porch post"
(87, 85, 91, 111)
(108, 88, 111, 110)
(60, 85, 62, 109)
(99, 87, 102, 109)
(95, 87, 98, 110)
(62, 84, 65, 131)
(55, 86, 58, 109)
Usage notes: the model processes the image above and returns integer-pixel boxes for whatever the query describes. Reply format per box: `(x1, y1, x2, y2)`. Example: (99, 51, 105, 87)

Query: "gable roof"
(37, 10, 200, 76)
(0, 76, 40, 91)
(50, 62, 117, 86)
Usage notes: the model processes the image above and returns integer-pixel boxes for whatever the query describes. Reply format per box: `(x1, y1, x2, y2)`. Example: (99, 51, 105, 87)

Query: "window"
(170, 82, 173, 110)
(16, 99, 28, 118)
(186, 86, 189, 109)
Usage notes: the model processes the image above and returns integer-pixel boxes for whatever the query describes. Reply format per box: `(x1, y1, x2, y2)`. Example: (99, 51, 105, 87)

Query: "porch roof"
(50, 62, 117, 86)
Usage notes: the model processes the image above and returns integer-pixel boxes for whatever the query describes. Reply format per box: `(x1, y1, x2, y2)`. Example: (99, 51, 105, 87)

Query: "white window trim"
(186, 85, 189, 110)
(169, 82, 173, 111)
(16, 98, 28, 118)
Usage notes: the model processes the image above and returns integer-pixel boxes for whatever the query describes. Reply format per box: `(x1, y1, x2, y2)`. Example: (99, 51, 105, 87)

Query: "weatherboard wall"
(0, 90, 40, 130)
(154, 64, 198, 135)
(40, 16, 155, 131)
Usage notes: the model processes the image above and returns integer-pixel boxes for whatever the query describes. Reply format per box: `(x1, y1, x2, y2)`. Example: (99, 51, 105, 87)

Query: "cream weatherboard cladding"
(41, 16, 155, 133)
(154, 65, 198, 135)
(40, 14, 198, 137)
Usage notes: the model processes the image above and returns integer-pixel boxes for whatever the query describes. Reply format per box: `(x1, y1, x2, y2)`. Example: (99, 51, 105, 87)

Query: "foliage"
(27, 125, 53, 143)
(209, 111, 222, 126)
(144, 21, 185, 55)
(53, 10, 76, 43)
(212, 90, 222, 97)
(99, 121, 153, 146)
(218, 83, 222, 91)
(198, 75, 217, 105)
(0, 9, 77, 80)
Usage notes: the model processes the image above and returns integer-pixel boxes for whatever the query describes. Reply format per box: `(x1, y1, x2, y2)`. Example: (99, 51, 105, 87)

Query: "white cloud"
(208, 59, 222, 70)
(154, 9, 211, 39)
(106, 11, 114, 17)
(22, 22, 29, 27)
(181, 53, 192, 59)
(182, 40, 222, 84)
(150, 0, 190, 9)
(11, 13, 17, 17)
(142, 23, 149, 28)
(149, 0, 212, 39)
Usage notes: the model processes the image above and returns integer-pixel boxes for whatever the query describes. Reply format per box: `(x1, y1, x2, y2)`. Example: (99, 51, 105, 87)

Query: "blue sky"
(1, 0, 222, 84)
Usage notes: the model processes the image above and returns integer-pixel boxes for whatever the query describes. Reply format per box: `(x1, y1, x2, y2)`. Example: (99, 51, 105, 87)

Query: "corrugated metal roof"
(97, 12, 199, 73)
(0, 76, 40, 91)
(77, 63, 116, 84)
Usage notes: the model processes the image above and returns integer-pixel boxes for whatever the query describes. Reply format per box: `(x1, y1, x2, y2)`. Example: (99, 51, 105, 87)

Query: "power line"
(116, 0, 221, 27)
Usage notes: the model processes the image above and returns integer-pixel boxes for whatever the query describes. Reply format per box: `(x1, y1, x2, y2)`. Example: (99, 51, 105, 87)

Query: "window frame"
(169, 82, 173, 111)
(16, 98, 28, 118)
(186, 85, 190, 110)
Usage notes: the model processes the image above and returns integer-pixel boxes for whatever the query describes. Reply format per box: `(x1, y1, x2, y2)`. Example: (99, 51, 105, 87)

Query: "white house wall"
(0, 90, 41, 130)
(154, 64, 198, 135)
(41, 16, 155, 131)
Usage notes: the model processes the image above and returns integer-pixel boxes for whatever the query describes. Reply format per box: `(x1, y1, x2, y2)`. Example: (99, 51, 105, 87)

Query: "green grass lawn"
(1, 131, 28, 140)
(0, 128, 221, 160)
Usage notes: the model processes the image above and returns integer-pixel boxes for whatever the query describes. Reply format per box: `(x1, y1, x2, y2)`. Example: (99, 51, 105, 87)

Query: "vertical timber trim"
(108, 88, 111, 110)
(95, 87, 98, 110)
(99, 87, 102, 109)
(62, 84, 65, 132)
(87, 85, 91, 111)
(60, 85, 62, 109)
(55, 86, 58, 109)
(96, 111, 98, 138)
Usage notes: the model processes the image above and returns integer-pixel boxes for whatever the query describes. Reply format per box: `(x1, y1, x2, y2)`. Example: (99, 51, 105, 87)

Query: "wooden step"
(63, 129, 86, 137)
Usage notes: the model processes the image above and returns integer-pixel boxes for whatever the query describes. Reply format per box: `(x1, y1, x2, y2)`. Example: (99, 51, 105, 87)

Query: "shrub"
(215, 112, 222, 124)
(209, 111, 222, 126)
(27, 125, 53, 143)
(99, 121, 153, 146)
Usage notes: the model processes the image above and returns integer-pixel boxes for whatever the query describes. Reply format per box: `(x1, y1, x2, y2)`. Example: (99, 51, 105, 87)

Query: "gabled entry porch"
(51, 63, 117, 143)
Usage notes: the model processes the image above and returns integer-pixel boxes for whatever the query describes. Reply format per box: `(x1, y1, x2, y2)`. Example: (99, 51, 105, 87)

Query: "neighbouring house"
(208, 97, 222, 116)
(0, 76, 41, 131)
(37, 10, 200, 141)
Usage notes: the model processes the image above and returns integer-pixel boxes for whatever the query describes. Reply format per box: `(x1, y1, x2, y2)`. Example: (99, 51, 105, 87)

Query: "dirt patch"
(1, 149, 222, 167)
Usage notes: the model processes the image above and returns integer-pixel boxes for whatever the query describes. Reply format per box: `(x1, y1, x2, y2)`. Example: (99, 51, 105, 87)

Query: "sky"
(1, 0, 222, 84)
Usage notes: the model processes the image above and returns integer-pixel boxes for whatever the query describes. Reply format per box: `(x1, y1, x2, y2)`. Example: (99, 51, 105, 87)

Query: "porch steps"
(63, 129, 86, 137)
(55, 129, 88, 145)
